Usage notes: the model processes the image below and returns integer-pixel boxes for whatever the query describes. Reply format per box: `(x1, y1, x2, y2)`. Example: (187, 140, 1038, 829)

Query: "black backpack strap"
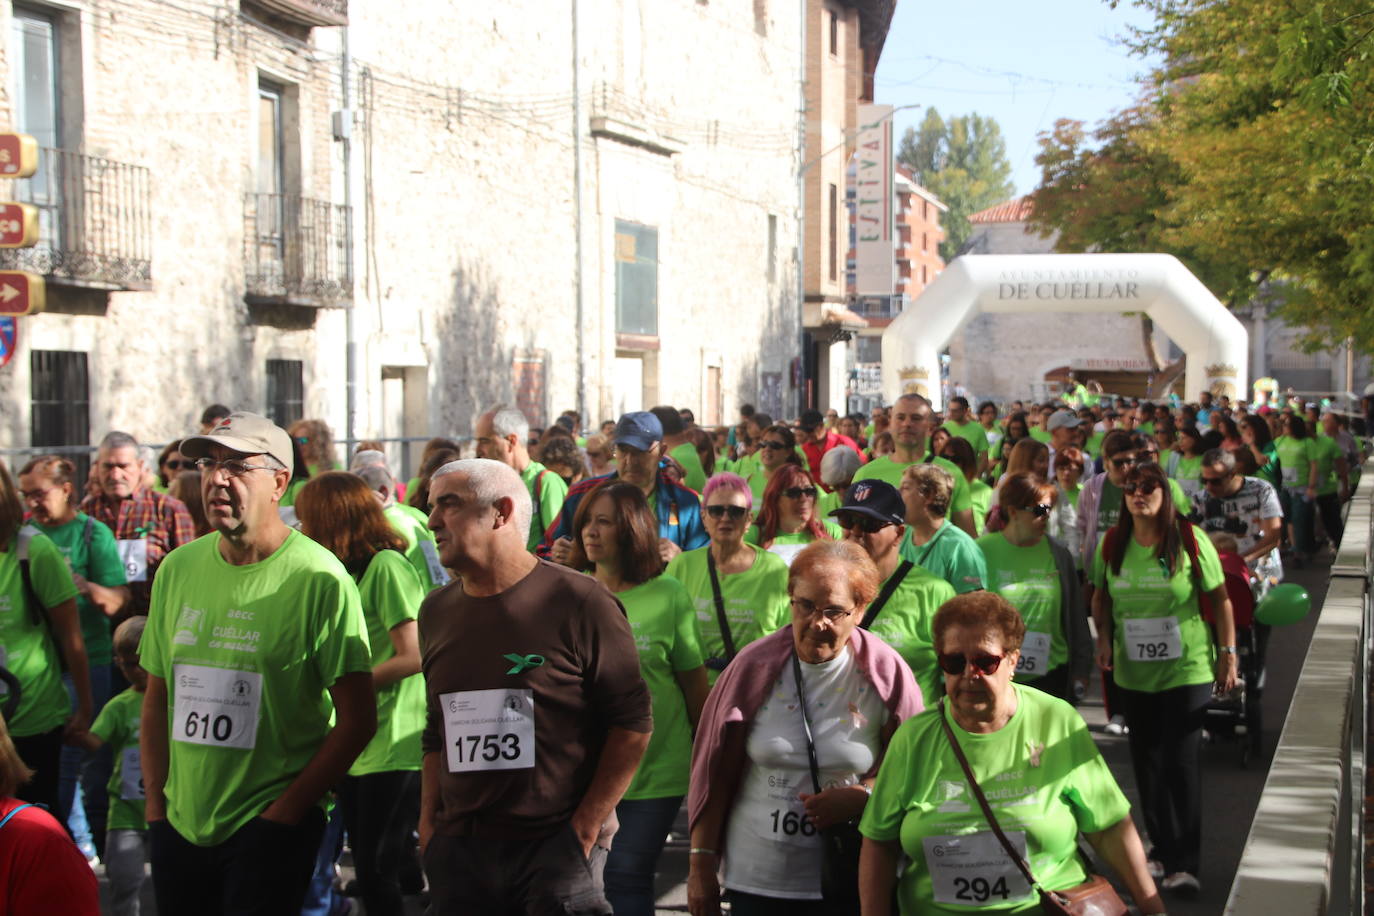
(860, 560, 914, 630)
(706, 549, 738, 662)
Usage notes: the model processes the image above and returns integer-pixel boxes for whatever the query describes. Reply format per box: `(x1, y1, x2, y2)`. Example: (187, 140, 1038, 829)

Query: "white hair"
(432, 458, 532, 542)
(489, 405, 530, 442)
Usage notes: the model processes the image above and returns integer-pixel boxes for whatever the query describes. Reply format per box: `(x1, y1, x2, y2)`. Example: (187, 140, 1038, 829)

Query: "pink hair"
(702, 472, 752, 509)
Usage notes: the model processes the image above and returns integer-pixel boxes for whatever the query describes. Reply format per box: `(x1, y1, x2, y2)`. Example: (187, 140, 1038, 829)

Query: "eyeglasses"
(1122, 479, 1161, 496)
(782, 486, 818, 500)
(834, 513, 893, 534)
(705, 504, 749, 521)
(1201, 474, 1230, 488)
(1024, 503, 1053, 518)
(790, 597, 857, 623)
(937, 652, 1006, 676)
(760, 440, 788, 451)
(194, 457, 279, 476)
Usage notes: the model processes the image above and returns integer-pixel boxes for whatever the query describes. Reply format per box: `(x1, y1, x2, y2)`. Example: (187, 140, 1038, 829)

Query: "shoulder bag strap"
(706, 550, 738, 662)
(936, 699, 1042, 892)
(791, 651, 824, 795)
(860, 560, 914, 630)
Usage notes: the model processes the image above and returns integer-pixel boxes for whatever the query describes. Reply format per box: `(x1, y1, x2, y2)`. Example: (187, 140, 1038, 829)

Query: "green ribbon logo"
(504, 653, 545, 675)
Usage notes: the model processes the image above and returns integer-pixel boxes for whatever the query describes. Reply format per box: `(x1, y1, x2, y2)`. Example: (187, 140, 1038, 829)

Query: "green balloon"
(1254, 583, 1311, 627)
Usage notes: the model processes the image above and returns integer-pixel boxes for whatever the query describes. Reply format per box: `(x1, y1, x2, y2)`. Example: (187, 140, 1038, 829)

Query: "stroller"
(1202, 550, 1269, 766)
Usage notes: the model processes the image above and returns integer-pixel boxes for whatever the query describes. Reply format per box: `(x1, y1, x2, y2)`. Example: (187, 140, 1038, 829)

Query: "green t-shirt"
(1312, 435, 1343, 496)
(664, 545, 790, 685)
(977, 534, 1066, 677)
(350, 549, 426, 776)
(899, 521, 986, 594)
(32, 513, 127, 666)
(864, 564, 956, 707)
(852, 455, 973, 515)
(1273, 436, 1318, 488)
(619, 575, 705, 799)
(90, 686, 147, 831)
(384, 503, 449, 592)
(944, 420, 989, 455)
(522, 461, 570, 551)
(969, 480, 993, 537)
(140, 530, 372, 846)
(860, 686, 1130, 915)
(0, 528, 81, 736)
(669, 443, 708, 494)
(1090, 525, 1224, 693)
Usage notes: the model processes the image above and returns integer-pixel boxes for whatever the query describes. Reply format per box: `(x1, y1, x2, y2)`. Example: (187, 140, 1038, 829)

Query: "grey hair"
(819, 445, 862, 487)
(432, 458, 532, 542)
(99, 431, 140, 453)
(350, 449, 388, 470)
(1202, 447, 1236, 473)
(489, 405, 530, 442)
(353, 463, 395, 494)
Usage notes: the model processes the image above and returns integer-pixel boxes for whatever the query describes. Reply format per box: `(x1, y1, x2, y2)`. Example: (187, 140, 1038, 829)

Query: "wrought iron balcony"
(245, 0, 346, 27)
(243, 193, 351, 305)
(0, 147, 152, 290)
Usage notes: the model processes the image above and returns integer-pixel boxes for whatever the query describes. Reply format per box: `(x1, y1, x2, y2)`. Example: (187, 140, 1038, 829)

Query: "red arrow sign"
(0, 271, 44, 315)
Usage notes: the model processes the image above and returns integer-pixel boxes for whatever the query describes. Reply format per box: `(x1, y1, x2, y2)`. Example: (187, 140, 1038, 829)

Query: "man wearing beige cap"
(138, 412, 376, 913)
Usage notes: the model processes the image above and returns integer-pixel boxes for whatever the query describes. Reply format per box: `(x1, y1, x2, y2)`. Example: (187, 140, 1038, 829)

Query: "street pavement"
(97, 552, 1331, 916)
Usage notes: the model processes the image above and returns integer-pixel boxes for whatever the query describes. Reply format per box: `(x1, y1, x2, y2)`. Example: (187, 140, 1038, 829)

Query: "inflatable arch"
(881, 253, 1248, 410)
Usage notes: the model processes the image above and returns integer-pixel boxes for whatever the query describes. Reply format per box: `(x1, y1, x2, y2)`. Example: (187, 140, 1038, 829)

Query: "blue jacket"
(538, 465, 708, 557)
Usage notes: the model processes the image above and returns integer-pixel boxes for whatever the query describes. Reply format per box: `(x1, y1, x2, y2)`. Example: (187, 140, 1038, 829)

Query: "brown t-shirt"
(419, 559, 652, 838)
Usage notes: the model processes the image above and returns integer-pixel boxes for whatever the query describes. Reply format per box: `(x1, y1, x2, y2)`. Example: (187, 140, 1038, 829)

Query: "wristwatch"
(1218, 645, 1237, 654)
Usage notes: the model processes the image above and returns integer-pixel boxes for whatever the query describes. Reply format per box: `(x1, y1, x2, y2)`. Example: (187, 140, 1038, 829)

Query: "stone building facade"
(0, 0, 807, 475)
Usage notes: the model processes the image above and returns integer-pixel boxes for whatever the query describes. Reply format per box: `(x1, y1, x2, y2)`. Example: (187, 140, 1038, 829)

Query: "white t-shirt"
(724, 645, 888, 899)
(1190, 476, 1284, 582)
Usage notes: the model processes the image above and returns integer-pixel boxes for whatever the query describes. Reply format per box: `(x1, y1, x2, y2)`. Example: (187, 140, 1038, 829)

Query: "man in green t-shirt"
(141, 412, 375, 913)
(475, 405, 570, 552)
(942, 396, 990, 476)
(852, 393, 977, 536)
(651, 405, 708, 493)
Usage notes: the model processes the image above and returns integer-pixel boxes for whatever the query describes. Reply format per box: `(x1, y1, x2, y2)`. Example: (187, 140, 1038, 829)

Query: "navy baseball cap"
(829, 479, 906, 526)
(613, 411, 663, 451)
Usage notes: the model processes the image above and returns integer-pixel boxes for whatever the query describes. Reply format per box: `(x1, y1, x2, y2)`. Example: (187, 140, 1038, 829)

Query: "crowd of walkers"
(0, 388, 1359, 915)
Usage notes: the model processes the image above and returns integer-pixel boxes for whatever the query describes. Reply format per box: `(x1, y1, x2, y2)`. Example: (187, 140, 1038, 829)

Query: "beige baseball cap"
(179, 411, 294, 470)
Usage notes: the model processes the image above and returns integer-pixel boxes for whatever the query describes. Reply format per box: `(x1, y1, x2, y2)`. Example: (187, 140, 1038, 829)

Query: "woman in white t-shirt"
(686, 541, 924, 916)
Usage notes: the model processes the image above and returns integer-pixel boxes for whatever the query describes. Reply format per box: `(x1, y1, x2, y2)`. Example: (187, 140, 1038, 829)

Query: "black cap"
(829, 479, 906, 526)
(798, 408, 825, 431)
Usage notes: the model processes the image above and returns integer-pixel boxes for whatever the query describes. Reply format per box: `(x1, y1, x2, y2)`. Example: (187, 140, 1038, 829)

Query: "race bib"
(172, 664, 261, 750)
(117, 538, 148, 583)
(120, 746, 145, 800)
(924, 831, 1034, 906)
(759, 771, 819, 847)
(1124, 616, 1183, 662)
(1015, 631, 1051, 677)
(767, 543, 807, 567)
(419, 540, 451, 586)
(441, 688, 534, 773)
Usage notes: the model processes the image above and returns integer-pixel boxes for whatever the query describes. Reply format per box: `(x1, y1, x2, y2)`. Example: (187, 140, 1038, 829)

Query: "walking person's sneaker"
(1162, 872, 1200, 897)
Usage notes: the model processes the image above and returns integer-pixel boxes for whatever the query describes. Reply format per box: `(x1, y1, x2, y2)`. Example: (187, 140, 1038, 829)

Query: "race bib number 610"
(441, 688, 535, 773)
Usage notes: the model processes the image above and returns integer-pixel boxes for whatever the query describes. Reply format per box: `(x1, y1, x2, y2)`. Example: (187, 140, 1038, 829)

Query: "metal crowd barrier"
(1224, 460, 1373, 915)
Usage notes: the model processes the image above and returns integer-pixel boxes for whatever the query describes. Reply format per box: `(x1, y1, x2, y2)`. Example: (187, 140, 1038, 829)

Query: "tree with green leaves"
(897, 108, 1015, 261)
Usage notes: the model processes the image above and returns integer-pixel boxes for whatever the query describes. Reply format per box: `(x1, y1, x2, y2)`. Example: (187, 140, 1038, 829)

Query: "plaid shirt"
(81, 486, 195, 614)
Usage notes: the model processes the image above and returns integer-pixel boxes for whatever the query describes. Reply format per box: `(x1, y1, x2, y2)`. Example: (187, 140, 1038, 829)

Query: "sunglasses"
(834, 514, 893, 534)
(1122, 479, 1162, 496)
(783, 486, 817, 500)
(760, 440, 789, 451)
(705, 504, 749, 521)
(937, 652, 1006, 676)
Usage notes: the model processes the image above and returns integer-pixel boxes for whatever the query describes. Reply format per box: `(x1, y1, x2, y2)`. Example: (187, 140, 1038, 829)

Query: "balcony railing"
(243, 193, 351, 305)
(244, 0, 347, 27)
(0, 147, 152, 290)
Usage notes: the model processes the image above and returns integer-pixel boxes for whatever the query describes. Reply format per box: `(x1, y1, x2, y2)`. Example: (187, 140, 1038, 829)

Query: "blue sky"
(874, 0, 1159, 197)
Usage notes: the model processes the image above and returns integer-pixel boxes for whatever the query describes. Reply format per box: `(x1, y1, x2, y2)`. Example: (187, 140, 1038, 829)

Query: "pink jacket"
(687, 626, 923, 830)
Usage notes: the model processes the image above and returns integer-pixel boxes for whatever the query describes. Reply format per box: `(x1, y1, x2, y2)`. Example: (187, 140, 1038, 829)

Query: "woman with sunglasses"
(688, 540, 923, 916)
(1092, 462, 1237, 896)
(897, 464, 986, 595)
(745, 425, 804, 505)
(746, 466, 840, 565)
(566, 482, 709, 916)
(977, 473, 1090, 703)
(666, 474, 791, 686)
(859, 592, 1164, 916)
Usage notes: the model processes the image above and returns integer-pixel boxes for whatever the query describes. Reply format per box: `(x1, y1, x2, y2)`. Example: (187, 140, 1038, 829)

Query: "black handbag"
(792, 652, 864, 911)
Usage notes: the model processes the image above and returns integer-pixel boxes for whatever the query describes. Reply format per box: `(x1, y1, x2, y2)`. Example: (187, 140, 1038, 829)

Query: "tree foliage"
(1031, 0, 1374, 352)
(897, 108, 1015, 261)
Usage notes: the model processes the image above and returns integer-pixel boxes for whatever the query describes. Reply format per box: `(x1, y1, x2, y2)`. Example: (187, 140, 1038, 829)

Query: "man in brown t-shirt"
(418, 458, 651, 915)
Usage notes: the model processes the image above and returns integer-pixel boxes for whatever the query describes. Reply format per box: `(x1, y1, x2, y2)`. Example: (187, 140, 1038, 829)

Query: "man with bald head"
(418, 459, 651, 914)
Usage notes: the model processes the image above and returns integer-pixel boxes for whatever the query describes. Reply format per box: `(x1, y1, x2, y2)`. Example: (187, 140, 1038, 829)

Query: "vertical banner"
(854, 104, 894, 296)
